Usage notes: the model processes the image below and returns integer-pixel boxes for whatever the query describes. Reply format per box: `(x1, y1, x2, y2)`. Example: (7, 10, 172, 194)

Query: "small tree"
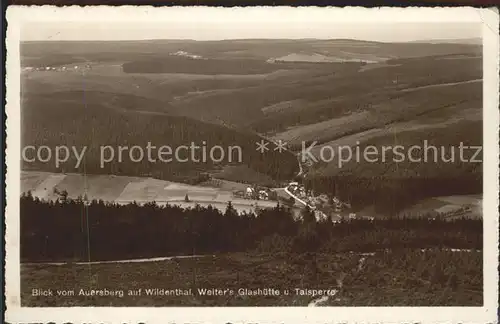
(268, 190, 278, 201)
(60, 190, 69, 203)
(301, 205, 316, 224)
(224, 201, 238, 218)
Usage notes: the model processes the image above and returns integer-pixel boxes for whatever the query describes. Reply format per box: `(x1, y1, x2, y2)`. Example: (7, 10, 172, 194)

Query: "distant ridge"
(408, 38, 481, 45)
(21, 38, 480, 45)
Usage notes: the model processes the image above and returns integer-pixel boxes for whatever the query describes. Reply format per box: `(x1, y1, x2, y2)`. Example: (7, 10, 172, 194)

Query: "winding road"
(23, 254, 214, 266)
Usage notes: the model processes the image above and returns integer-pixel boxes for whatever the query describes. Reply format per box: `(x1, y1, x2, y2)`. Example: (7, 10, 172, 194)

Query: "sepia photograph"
(4, 5, 499, 323)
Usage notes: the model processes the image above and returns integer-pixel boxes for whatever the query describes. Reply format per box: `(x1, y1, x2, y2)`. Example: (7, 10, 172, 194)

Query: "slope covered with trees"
(21, 193, 482, 262)
(21, 91, 298, 183)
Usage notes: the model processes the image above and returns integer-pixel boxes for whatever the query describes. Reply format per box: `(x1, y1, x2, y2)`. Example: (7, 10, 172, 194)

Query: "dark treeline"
(21, 192, 482, 263)
(303, 175, 482, 215)
(123, 57, 278, 75)
(121, 57, 337, 75)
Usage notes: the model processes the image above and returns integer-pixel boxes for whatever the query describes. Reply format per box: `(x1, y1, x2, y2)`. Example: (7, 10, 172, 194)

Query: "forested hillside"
(21, 91, 298, 183)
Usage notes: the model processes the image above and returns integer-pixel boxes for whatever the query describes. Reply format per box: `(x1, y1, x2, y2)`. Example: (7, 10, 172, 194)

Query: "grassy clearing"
(271, 111, 370, 144)
(21, 171, 227, 202)
(21, 171, 279, 214)
(396, 195, 482, 219)
(20, 171, 52, 195)
(200, 178, 249, 192)
(211, 165, 278, 187)
(29, 174, 67, 200)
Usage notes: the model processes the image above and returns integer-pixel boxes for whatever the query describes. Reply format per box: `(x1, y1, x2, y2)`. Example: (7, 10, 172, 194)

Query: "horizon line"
(20, 37, 482, 44)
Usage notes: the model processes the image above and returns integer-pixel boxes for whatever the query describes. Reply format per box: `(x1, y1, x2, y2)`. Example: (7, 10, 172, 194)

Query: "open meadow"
(20, 171, 279, 214)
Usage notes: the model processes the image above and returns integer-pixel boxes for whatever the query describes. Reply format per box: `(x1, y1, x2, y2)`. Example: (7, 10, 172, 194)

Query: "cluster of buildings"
(286, 181, 368, 222)
(232, 186, 275, 201)
(287, 182, 331, 208)
(22, 64, 92, 73)
(244, 186, 271, 200)
(287, 182, 306, 199)
(170, 51, 204, 60)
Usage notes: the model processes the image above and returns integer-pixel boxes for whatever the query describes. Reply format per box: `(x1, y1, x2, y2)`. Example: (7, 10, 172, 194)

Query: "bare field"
(268, 52, 384, 63)
(390, 195, 482, 219)
(57, 174, 135, 202)
(20, 171, 52, 195)
(211, 165, 277, 186)
(261, 99, 306, 115)
(200, 178, 250, 192)
(271, 111, 371, 144)
(21, 171, 266, 212)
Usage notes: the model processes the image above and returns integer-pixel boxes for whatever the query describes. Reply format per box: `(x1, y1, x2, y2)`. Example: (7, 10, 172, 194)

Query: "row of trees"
(21, 192, 482, 262)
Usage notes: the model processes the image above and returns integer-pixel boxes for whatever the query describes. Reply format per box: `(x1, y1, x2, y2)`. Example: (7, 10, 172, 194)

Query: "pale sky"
(14, 7, 486, 42)
(21, 22, 481, 43)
